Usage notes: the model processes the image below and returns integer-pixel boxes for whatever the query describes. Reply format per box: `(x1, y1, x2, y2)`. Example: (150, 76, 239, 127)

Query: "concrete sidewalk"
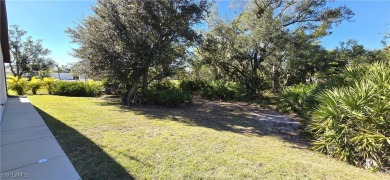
(0, 97, 80, 180)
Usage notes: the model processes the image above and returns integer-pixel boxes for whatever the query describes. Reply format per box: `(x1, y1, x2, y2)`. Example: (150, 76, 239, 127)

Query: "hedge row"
(6, 76, 101, 97)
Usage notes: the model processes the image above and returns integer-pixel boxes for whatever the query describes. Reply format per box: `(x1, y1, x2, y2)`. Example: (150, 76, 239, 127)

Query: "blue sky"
(7, 0, 96, 65)
(7, 0, 390, 65)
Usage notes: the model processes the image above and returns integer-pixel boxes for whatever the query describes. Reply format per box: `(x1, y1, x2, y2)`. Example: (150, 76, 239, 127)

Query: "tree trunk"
(309, 69, 315, 83)
(272, 65, 280, 93)
(250, 51, 260, 94)
(194, 66, 200, 81)
(9, 63, 16, 77)
(252, 51, 259, 76)
(122, 81, 139, 105)
(141, 69, 149, 103)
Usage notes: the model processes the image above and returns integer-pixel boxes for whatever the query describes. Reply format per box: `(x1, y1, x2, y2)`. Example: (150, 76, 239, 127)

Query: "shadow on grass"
(98, 97, 309, 147)
(33, 106, 135, 180)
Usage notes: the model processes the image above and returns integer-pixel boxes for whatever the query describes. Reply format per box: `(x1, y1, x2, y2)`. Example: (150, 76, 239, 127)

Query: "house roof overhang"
(0, 0, 10, 63)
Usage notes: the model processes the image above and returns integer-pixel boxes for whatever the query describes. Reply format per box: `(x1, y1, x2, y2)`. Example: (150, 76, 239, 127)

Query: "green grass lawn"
(8, 88, 49, 96)
(27, 95, 389, 179)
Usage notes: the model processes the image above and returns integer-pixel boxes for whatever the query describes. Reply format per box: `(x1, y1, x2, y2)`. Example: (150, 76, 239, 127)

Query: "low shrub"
(87, 80, 102, 88)
(179, 80, 207, 94)
(278, 64, 380, 127)
(144, 81, 192, 107)
(29, 77, 42, 95)
(150, 80, 179, 90)
(53, 81, 101, 97)
(200, 81, 248, 100)
(7, 76, 29, 95)
(278, 83, 317, 115)
(42, 77, 59, 94)
(145, 88, 192, 107)
(309, 62, 390, 171)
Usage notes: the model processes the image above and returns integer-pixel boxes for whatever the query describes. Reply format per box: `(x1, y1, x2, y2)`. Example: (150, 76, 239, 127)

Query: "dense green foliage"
(53, 81, 101, 97)
(309, 62, 390, 171)
(145, 81, 192, 107)
(279, 84, 317, 115)
(179, 80, 207, 94)
(6, 76, 29, 95)
(277, 62, 390, 171)
(145, 88, 192, 107)
(179, 80, 249, 101)
(199, 81, 248, 101)
(67, 0, 209, 104)
(151, 80, 180, 90)
(199, 0, 353, 93)
(7, 76, 102, 97)
(144, 79, 263, 106)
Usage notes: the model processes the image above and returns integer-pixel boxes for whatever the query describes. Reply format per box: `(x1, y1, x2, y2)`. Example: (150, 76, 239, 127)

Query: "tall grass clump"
(309, 62, 389, 171)
(7, 76, 29, 95)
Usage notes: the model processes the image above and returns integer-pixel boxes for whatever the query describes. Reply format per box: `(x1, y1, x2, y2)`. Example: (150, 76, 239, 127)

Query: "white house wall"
(0, 43, 7, 123)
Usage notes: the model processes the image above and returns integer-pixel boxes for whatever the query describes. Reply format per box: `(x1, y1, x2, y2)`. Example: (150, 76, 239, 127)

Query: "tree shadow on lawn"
(98, 97, 310, 148)
(33, 106, 135, 180)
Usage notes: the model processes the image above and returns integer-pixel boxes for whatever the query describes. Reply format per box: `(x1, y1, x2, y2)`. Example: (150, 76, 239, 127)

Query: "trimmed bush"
(29, 77, 42, 95)
(42, 77, 59, 94)
(7, 76, 29, 95)
(53, 81, 101, 97)
(309, 62, 390, 171)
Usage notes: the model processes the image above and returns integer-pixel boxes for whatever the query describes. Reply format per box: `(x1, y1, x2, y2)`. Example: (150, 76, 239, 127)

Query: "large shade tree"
(67, 0, 209, 104)
(8, 25, 54, 78)
(200, 0, 353, 93)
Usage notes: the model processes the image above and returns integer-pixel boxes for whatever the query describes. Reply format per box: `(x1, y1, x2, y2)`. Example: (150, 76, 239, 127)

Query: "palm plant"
(309, 62, 389, 171)
(29, 77, 42, 95)
(42, 77, 59, 94)
(279, 83, 317, 115)
(7, 76, 29, 95)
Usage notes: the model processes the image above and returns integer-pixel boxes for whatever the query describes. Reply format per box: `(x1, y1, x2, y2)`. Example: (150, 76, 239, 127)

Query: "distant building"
(78, 74, 87, 81)
(50, 73, 75, 80)
(49, 73, 88, 81)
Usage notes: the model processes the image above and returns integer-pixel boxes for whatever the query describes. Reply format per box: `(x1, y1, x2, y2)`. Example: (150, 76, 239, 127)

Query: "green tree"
(200, 0, 353, 93)
(67, 0, 209, 104)
(8, 25, 53, 78)
(69, 61, 93, 80)
(53, 64, 71, 79)
(33, 58, 56, 78)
